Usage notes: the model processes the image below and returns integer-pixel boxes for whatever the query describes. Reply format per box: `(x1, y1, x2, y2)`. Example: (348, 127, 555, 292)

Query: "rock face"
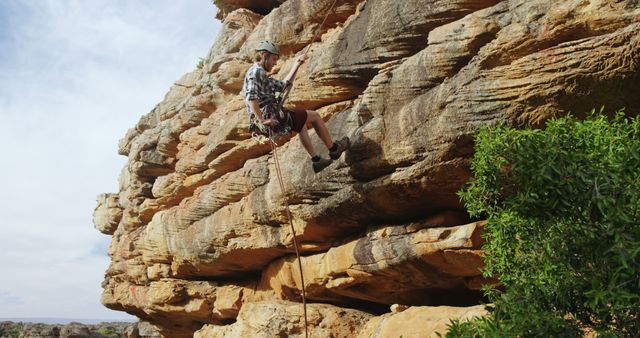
(194, 300, 373, 338)
(95, 0, 640, 336)
(355, 305, 487, 338)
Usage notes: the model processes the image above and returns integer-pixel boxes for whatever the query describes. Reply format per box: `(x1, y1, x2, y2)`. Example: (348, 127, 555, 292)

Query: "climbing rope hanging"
(268, 128, 309, 336)
(276, 0, 340, 115)
(266, 1, 340, 337)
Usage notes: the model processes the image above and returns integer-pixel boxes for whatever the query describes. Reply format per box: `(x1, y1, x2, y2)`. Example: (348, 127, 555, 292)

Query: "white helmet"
(256, 40, 280, 55)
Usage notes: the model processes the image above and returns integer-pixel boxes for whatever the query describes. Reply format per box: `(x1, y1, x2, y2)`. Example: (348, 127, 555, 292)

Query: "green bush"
(448, 110, 640, 337)
(0, 323, 23, 338)
(97, 327, 121, 338)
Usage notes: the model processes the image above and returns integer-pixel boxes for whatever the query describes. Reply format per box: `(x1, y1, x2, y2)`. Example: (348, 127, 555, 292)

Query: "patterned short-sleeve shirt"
(241, 63, 292, 138)
(242, 63, 287, 112)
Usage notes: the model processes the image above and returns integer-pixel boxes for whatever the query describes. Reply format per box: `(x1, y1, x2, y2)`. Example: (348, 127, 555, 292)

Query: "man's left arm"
(280, 55, 306, 90)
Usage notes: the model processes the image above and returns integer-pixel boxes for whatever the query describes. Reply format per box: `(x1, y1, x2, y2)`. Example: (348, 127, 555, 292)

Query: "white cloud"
(0, 0, 221, 320)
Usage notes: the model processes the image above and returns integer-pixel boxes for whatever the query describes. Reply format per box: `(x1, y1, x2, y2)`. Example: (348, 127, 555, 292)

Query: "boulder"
(356, 304, 487, 338)
(93, 193, 123, 235)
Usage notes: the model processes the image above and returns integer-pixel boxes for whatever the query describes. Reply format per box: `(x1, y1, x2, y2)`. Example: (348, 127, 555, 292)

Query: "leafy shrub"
(0, 323, 24, 338)
(97, 327, 121, 338)
(448, 110, 640, 337)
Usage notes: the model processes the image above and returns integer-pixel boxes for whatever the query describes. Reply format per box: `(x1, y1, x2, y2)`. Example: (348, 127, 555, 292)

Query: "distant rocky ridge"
(94, 0, 640, 337)
(0, 321, 159, 338)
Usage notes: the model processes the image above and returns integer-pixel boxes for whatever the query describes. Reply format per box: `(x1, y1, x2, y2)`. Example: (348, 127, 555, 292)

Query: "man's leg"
(297, 127, 317, 157)
(298, 125, 333, 173)
(305, 110, 350, 160)
(305, 110, 333, 148)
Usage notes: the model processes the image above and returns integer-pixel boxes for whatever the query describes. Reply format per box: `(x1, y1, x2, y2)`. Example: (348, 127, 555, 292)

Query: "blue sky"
(0, 0, 220, 321)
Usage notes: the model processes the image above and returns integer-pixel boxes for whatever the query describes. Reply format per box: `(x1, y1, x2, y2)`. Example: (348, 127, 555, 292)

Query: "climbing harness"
(249, 96, 295, 142)
(264, 1, 340, 337)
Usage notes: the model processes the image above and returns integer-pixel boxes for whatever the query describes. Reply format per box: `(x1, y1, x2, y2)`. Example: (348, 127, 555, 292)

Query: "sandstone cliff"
(94, 0, 640, 336)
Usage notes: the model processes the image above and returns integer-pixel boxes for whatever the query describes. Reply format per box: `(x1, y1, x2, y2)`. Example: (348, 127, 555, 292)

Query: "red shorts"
(283, 107, 308, 133)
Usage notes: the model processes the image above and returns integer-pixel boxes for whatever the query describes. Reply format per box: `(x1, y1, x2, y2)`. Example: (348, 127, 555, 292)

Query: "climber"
(242, 40, 350, 173)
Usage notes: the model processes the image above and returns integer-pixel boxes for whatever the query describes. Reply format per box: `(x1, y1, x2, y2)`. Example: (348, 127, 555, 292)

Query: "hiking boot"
(329, 136, 350, 160)
(312, 157, 333, 173)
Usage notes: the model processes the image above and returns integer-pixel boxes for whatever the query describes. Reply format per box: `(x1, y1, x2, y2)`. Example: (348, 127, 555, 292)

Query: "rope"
(266, 2, 340, 337)
(301, 0, 340, 59)
(276, 0, 339, 115)
(268, 128, 309, 338)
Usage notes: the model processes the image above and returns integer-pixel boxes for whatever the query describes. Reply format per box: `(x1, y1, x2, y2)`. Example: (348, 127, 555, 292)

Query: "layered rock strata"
(95, 0, 640, 336)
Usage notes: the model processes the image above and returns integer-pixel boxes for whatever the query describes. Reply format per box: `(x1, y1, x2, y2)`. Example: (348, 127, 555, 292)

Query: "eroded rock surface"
(95, 0, 640, 336)
(94, 193, 122, 235)
(194, 300, 373, 338)
(255, 220, 486, 307)
(356, 304, 487, 338)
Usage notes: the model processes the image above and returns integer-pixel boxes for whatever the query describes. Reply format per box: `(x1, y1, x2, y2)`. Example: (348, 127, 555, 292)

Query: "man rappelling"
(242, 40, 350, 173)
